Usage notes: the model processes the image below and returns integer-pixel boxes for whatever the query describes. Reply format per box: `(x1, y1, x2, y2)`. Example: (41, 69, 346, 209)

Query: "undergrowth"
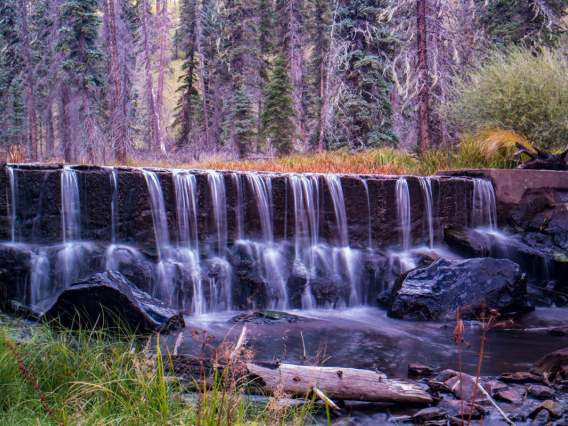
(118, 129, 524, 175)
(0, 319, 320, 425)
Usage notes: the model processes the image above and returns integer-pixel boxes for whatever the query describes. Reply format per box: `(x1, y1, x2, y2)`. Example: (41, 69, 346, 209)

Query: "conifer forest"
(1, 0, 567, 164)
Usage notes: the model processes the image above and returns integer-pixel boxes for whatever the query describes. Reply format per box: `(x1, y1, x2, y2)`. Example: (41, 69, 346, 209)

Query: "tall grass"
(0, 320, 320, 425)
(450, 46, 568, 151)
(122, 129, 520, 176)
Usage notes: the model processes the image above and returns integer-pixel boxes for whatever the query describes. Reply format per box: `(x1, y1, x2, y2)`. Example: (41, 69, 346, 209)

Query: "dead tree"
(515, 142, 568, 170)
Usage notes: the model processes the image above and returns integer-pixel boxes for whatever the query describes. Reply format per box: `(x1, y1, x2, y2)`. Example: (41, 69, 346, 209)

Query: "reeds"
(0, 318, 320, 425)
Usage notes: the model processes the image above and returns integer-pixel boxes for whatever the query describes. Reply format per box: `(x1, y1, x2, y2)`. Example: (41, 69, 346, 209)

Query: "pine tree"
(331, 0, 398, 148)
(262, 54, 296, 155)
(232, 83, 256, 158)
(55, 0, 106, 162)
(0, 0, 26, 148)
(477, 0, 568, 47)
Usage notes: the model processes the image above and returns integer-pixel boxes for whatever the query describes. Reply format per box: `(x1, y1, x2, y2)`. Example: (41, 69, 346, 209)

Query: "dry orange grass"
(127, 150, 415, 175)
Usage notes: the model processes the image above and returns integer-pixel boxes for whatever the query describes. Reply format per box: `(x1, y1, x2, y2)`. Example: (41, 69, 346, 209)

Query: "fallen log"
(167, 356, 432, 404)
(246, 362, 432, 404)
(514, 142, 568, 170)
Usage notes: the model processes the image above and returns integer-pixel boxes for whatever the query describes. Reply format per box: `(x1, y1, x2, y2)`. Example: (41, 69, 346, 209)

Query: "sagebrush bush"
(450, 47, 568, 150)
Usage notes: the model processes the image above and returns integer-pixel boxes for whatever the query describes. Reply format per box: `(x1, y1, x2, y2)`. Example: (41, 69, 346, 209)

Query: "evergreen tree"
(331, 0, 398, 148)
(262, 54, 296, 155)
(477, 0, 568, 47)
(0, 0, 26, 148)
(55, 0, 106, 161)
(232, 83, 256, 158)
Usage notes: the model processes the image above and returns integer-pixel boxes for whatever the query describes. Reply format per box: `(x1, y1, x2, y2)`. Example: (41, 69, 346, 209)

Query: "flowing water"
(472, 178, 498, 230)
(396, 178, 411, 251)
(2, 167, 509, 315)
(419, 177, 434, 249)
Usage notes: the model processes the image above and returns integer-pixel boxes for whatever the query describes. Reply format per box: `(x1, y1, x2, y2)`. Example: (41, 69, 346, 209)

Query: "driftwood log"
(167, 356, 432, 404)
(514, 142, 568, 170)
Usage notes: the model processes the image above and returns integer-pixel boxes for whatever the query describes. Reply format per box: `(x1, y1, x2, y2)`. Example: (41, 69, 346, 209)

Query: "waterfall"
(396, 178, 411, 251)
(324, 175, 349, 248)
(173, 171, 199, 251)
(361, 178, 372, 249)
(245, 172, 287, 310)
(325, 174, 361, 306)
(61, 166, 81, 243)
(232, 173, 245, 240)
(55, 166, 84, 298)
(173, 170, 205, 314)
(419, 177, 434, 249)
(142, 170, 170, 257)
(109, 168, 119, 244)
(207, 171, 228, 256)
(472, 178, 498, 231)
(289, 174, 319, 309)
(6, 166, 16, 243)
(205, 170, 231, 311)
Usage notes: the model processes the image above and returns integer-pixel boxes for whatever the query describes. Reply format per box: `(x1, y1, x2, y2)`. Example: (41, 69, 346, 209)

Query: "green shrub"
(449, 47, 568, 150)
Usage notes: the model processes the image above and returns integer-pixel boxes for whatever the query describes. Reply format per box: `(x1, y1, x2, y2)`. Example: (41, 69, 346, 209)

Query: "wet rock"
(229, 310, 307, 325)
(409, 363, 437, 375)
(495, 389, 524, 403)
(433, 369, 459, 382)
(412, 407, 446, 421)
(429, 380, 451, 393)
(532, 408, 551, 425)
(530, 400, 564, 419)
(0, 246, 32, 306)
(43, 271, 185, 334)
(445, 374, 488, 403)
(531, 347, 568, 380)
(483, 379, 508, 395)
(500, 371, 542, 383)
(438, 400, 486, 419)
(387, 258, 532, 321)
(529, 385, 556, 399)
(508, 413, 526, 422)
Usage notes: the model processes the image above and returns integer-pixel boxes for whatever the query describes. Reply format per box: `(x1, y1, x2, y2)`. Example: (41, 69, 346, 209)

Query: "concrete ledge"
(436, 169, 568, 228)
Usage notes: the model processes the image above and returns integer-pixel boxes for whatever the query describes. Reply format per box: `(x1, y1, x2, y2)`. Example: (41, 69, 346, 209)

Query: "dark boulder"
(230, 310, 307, 325)
(531, 347, 568, 381)
(43, 271, 185, 334)
(387, 258, 533, 321)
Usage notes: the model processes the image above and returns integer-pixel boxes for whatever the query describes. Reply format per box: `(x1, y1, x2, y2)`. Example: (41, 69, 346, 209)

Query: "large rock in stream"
(44, 271, 185, 334)
(387, 258, 533, 321)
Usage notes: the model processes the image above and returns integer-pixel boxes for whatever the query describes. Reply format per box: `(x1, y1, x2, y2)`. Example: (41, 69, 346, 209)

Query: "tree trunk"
(20, 0, 38, 161)
(156, 0, 168, 139)
(168, 357, 432, 404)
(317, 0, 339, 151)
(194, 0, 211, 151)
(61, 87, 72, 163)
(142, 0, 165, 152)
(46, 103, 54, 157)
(416, 0, 430, 151)
(107, 0, 127, 163)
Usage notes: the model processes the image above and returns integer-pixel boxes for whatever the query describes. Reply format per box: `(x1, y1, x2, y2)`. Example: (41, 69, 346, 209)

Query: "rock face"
(387, 258, 532, 321)
(43, 271, 185, 334)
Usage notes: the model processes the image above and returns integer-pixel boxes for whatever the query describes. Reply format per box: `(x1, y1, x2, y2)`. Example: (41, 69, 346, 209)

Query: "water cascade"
(205, 170, 231, 311)
(419, 177, 434, 249)
(173, 170, 204, 314)
(324, 175, 361, 306)
(360, 178, 372, 249)
(472, 178, 498, 230)
(245, 172, 287, 309)
(6, 166, 16, 243)
(396, 178, 411, 251)
(0, 165, 509, 315)
(289, 174, 319, 309)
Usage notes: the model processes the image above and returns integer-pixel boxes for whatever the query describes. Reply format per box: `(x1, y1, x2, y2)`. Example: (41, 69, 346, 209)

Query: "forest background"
(1, 0, 568, 168)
